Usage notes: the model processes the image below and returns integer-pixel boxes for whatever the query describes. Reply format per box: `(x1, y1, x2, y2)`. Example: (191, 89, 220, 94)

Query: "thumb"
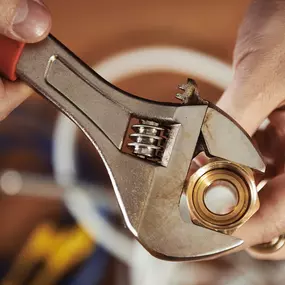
(217, 60, 283, 136)
(217, 0, 285, 136)
(0, 0, 51, 43)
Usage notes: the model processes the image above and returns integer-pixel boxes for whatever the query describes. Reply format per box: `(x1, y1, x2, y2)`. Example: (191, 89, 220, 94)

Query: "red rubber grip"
(0, 34, 25, 81)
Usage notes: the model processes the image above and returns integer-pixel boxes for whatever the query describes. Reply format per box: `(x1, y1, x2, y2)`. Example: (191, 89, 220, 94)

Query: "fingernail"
(12, 0, 51, 42)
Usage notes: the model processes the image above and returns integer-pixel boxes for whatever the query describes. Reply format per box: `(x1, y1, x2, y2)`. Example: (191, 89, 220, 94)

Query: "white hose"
(64, 187, 133, 264)
(52, 45, 233, 285)
(52, 112, 77, 186)
(94, 46, 232, 89)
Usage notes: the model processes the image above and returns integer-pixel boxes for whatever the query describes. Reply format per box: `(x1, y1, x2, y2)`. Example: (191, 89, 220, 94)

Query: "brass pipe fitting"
(186, 160, 259, 234)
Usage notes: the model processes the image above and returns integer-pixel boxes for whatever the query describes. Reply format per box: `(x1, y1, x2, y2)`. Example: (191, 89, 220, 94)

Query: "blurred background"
(0, 0, 284, 284)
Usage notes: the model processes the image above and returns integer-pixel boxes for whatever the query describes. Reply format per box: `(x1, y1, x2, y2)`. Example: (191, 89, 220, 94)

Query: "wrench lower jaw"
(136, 210, 244, 262)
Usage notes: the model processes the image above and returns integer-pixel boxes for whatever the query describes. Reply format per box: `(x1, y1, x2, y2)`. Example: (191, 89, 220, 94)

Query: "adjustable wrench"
(0, 34, 265, 261)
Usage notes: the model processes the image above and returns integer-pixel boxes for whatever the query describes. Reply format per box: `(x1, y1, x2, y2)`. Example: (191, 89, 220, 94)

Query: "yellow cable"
(2, 223, 93, 285)
(29, 225, 94, 285)
(2, 223, 58, 285)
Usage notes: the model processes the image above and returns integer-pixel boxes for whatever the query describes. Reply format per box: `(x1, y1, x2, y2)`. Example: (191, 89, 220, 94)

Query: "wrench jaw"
(201, 105, 265, 173)
(137, 216, 243, 261)
(87, 99, 264, 261)
(128, 82, 266, 260)
(184, 105, 265, 235)
(82, 101, 243, 261)
(121, 104, 245, 261)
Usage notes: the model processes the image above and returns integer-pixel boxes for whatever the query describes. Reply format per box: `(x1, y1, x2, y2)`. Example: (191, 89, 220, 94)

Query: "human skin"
(0, 0, 51, 121)
(217, 0, 285, 260)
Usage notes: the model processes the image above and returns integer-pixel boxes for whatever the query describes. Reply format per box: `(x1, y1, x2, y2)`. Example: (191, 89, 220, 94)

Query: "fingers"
(0, 0, 51, 43)
(236, 110, 285, 260)
(234, 174, 285, 247)
(253, 110, 285, 181)
(217, 0, 285, 135)
(232, 173, 285, 261)
(0, 79, 33, 120)
(216, 0, 285, 260)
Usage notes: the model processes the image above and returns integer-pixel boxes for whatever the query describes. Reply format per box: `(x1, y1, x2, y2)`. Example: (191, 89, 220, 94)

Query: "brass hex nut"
(186, 160, 260, 235)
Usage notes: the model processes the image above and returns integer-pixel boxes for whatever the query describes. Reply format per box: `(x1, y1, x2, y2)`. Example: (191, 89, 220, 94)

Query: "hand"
(218, 0, 285, 260)
(0, 0, 51, 120)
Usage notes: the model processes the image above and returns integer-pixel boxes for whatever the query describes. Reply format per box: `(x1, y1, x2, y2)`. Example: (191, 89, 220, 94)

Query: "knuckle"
(233, 46, 285, 107)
